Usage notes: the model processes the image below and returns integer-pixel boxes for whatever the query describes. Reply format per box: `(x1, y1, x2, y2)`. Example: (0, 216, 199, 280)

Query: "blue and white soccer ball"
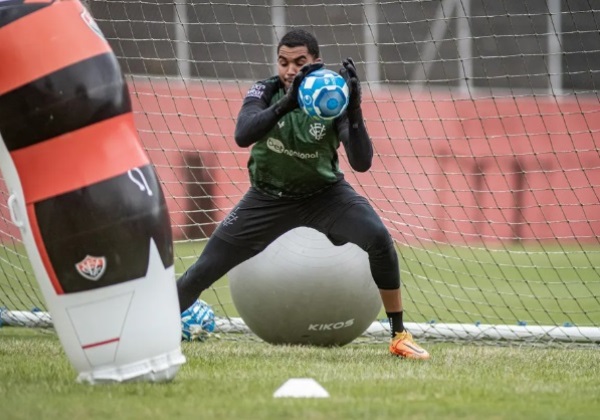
(298, 68, 349, 120)
(181, 299, 216, 341)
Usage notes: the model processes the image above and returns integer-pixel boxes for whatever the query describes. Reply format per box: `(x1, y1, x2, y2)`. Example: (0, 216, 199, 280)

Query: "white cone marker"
(273, 378, 330, 398)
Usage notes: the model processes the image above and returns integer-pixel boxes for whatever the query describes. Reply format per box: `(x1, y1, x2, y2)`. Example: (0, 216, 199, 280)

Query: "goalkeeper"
(177, 28, 429, 360)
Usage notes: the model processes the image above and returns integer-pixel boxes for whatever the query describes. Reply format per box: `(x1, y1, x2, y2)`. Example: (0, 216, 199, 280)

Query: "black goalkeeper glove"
(274, 62, 324, 116)
(339, 58, 362, 120)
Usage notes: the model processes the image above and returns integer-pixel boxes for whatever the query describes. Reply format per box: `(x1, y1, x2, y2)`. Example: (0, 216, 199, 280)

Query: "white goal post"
(1, 0, 599, 345)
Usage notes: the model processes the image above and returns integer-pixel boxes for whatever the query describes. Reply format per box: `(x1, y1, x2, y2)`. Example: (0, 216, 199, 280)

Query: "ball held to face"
(298, 69, 349, 120)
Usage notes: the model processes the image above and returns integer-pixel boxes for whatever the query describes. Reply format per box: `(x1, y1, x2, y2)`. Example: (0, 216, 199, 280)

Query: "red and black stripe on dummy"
(0, 0, 173, 294)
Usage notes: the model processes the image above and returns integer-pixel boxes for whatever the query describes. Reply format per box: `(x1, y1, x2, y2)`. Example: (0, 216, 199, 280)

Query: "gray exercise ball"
(228, 227, 382, 347)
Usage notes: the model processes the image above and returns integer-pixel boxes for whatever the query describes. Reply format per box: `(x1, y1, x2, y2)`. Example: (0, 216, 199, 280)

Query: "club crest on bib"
(309, 122, 326, 141)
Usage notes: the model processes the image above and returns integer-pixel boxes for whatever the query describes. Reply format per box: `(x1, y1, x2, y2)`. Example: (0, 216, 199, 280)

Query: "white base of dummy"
(77, 348, 185, 384)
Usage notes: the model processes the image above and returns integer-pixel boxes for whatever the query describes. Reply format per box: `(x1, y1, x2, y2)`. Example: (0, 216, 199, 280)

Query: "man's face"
(277, 46, 321, 90)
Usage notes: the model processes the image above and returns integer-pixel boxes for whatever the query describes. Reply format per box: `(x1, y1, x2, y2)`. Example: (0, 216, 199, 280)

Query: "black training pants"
(177, 180, 400, 311)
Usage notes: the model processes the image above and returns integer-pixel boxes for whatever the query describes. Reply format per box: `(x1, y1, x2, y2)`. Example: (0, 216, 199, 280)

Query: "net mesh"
(1, 0, 599, 344)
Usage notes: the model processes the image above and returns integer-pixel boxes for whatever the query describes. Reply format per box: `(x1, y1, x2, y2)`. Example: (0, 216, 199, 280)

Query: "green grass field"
(176, 241, 600, 327)
(1, 241, 599, 418)
(1, 328, 599, 420)
(3, 240, 599, 327)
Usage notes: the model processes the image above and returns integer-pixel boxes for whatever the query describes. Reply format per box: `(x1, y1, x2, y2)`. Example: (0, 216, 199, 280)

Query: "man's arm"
(235, 63, 324, 148)
(336, 58, 373, 172)
(336, 112, 373, 173)
(234, 81, 281, 148)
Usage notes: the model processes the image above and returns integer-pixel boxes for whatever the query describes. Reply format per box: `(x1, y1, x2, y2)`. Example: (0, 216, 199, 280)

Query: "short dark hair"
(277, 29, 320, 58)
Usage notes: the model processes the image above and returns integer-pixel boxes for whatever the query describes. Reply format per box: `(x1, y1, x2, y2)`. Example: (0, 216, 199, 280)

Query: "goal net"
(1, 0, 599, 345)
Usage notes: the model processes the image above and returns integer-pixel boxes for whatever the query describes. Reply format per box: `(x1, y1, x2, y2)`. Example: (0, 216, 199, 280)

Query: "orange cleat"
(389, 331, 430, 360)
